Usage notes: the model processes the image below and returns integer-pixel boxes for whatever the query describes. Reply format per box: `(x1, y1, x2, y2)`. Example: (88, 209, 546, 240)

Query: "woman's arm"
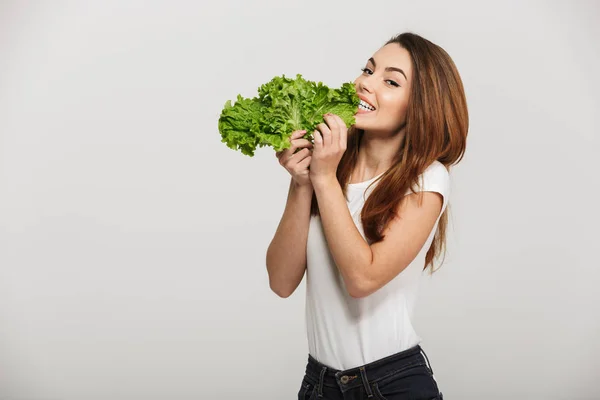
(266, 178, 314, 298)
(312, 177, 442, 298)
(309, 114, 444, 298)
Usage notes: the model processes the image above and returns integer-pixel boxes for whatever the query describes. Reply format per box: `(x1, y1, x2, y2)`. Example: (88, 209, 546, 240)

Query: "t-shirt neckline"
(347, 172, 385, 189)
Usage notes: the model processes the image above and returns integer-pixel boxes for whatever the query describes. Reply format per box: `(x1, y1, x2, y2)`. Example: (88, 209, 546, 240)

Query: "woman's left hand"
(309, 113, 348, 186)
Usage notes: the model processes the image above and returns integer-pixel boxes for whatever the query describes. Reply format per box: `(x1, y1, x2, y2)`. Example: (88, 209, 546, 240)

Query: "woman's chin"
(353, 113, 372, 130)
(353, 120, 376, 131)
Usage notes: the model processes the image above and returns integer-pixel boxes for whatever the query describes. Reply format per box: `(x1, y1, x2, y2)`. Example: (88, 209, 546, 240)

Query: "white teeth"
(359, 100, 375, 111)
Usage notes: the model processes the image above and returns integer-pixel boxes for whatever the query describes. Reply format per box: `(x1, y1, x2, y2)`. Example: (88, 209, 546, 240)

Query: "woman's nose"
(357, 78, 372, 93)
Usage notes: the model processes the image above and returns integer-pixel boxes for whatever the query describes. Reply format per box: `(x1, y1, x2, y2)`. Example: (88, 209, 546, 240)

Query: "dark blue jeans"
(298, 345, 443, 400)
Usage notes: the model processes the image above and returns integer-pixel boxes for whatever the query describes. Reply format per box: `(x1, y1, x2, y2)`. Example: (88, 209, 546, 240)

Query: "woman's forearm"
(266, 178, 314, 298)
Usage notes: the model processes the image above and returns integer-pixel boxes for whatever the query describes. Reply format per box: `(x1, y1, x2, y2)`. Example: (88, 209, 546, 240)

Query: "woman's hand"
(275, 130, 313, 188)
(309, 113, 348, 186)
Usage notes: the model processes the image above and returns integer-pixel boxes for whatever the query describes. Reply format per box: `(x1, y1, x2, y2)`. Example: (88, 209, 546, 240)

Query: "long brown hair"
(310, 32, 469, 273)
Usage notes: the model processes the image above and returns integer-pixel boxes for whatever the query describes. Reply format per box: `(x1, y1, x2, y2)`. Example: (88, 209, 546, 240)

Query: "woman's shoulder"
(417, 160, 450, 195)
(423, 160, 449, 180)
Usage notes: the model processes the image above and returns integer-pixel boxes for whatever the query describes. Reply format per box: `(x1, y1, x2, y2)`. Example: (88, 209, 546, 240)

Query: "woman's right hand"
(276, 130, 313, 188)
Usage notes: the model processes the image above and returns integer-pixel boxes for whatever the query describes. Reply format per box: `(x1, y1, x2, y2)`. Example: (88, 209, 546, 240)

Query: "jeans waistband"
(304, 345, 431, 393)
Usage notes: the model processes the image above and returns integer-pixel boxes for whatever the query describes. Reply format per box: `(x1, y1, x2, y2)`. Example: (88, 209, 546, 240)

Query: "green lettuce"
(218, 74, 360, 157)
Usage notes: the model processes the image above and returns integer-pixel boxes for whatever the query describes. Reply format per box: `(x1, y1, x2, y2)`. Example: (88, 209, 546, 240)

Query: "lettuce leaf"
(218, 74, 359, 157)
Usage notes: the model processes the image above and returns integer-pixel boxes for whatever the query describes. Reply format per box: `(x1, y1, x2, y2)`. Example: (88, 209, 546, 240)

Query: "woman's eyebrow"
(368, 57, 407, 81)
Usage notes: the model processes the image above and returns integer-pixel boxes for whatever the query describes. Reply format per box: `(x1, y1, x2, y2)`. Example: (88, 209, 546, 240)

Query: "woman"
(267, 32, 468, 400)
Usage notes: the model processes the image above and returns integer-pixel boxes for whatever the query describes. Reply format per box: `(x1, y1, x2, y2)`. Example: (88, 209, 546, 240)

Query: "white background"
(1, 1, 599, 399)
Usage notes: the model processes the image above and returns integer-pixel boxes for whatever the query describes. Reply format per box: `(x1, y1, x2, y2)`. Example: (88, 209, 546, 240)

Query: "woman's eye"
(386, 80, 400, 87)
(361, 67, 373, 75)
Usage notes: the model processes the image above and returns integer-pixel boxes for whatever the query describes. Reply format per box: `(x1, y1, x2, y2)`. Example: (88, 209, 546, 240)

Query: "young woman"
(267, 32, 468, 400)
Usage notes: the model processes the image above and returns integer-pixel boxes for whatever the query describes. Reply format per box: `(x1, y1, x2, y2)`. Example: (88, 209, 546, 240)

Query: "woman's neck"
(351, 130, 404, 181)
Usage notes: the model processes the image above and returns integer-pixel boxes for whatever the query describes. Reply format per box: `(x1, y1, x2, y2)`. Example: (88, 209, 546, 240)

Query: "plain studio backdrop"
(1, 1, 598, 399)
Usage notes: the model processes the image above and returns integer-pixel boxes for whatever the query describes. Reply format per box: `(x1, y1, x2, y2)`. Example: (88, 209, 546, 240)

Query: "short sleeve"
(411, 161, 451, 214)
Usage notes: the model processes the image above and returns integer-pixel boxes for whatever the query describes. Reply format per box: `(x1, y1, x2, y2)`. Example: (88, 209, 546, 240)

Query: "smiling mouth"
(358, 99, 376, 112)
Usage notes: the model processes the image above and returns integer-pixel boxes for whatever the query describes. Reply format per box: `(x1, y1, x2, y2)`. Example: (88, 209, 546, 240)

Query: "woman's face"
(353, 43, 413, 134)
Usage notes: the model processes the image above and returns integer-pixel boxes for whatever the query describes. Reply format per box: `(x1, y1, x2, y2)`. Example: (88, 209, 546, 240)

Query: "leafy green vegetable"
(218, 74, 360, 157)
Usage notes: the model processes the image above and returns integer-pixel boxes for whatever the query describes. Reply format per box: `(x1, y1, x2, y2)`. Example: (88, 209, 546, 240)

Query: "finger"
(289, 141, 313, 158)
(333, 115, 347, 149)
(316, 122, 331, 147)
(286, 130, 307, 151)
(324, 114, 339, 147)
(290, 130, 307, 141)
(313, 129, 323, 149)
(291, 138, 314, 149)
(287, 148, 311, 164)
(296, 154, 312, 170)
(278, 146, 296, 162)
(285, 136, 310, 156)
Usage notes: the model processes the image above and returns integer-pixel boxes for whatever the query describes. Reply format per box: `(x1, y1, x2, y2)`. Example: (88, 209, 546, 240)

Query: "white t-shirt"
(305, 160, 450, 370)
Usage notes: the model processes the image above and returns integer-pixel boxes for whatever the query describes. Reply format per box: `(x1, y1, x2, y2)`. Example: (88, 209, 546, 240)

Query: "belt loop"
(420, 347, 434, 376)
(359, 366, 374, 398)
(317, 366, 327, 397)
